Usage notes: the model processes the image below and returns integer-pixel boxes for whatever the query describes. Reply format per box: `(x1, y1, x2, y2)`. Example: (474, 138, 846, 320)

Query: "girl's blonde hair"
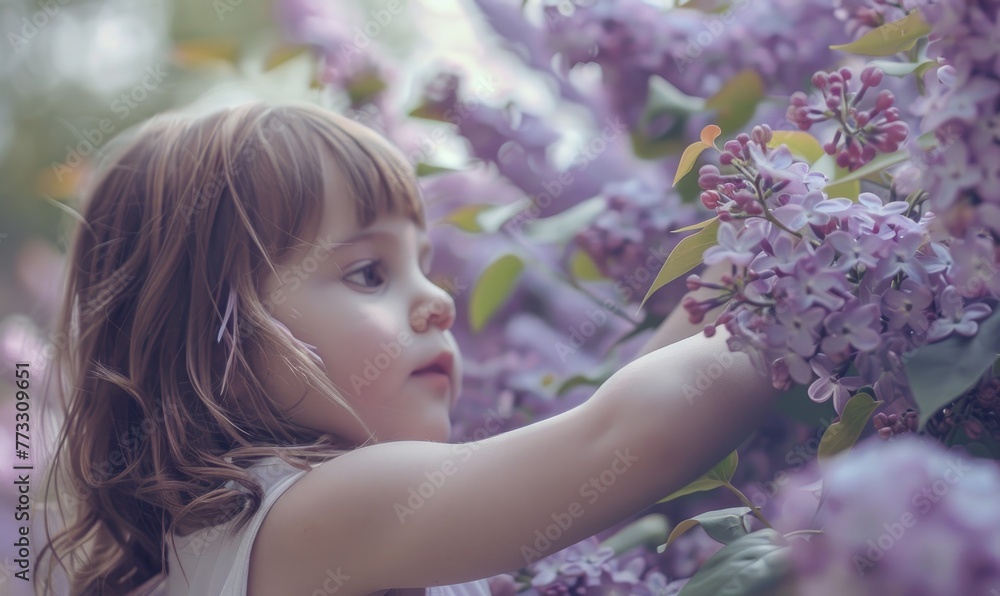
(36, 101, 426, 595)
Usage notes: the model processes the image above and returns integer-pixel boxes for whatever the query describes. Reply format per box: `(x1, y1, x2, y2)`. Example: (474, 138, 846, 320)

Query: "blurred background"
(0, 0, 927, 593)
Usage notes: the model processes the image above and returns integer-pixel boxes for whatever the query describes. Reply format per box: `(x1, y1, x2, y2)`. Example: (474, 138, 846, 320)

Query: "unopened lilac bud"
(686, 274, 702, 291)
(790, 91, 810, 107)
(839, 67, 852, 81)
(752, 124, 773, 145)
(701, 190, 721, 209)
(698, 165, 724, 189)
(878, 427, 893, 439)
(811, 72, 828, 90)
(826, 95, 841, 110)
(963, 419, 984, 440)
(873, 412, 889, 430)
(875, 89, 895, 111)
(704, 324, 717, 337)
(860, 65, 883, 87)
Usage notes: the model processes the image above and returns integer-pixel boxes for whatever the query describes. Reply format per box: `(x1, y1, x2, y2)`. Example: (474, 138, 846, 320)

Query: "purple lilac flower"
(543, 0, 844, 127)
(911, 0, 1000, 243)
(526, 537, 669, 595)
(687, 122, 995, 414)
(788, 66, 909, 170)
(926, 285, 993, 341)
(881, 278, 933, 332)
(833, 0, 912, 38)
(808, 353, 865, 413)
(777, 436, 1000, 596)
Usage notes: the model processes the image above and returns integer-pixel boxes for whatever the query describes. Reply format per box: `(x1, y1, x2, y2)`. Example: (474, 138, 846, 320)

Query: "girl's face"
(258, 182, 461, 445)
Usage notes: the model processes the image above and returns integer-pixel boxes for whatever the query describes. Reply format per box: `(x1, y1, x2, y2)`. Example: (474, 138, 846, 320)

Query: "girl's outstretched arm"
(250, 326, 780, 595)
(634, 261, 730, 360)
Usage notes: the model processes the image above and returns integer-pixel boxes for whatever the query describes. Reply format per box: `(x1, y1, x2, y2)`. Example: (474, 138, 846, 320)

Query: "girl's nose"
(410, 278, 456, 333)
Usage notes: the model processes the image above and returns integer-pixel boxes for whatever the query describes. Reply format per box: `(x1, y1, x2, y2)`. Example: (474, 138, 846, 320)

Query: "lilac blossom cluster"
(832, 0, 917, 38)
(788, 66, 909, 170)
(685, 123, 997, 413)
(575, 180, 674, 283)
(523, 537, 683, 595)
(542, 0, 843, 123)
(778, 436, 1000, 595)
(906, 0, 1000, 241)
(573, 178, 692, 317)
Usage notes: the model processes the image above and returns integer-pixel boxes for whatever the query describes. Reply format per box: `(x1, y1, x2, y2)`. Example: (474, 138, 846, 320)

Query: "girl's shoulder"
(161, 455, 321, 596)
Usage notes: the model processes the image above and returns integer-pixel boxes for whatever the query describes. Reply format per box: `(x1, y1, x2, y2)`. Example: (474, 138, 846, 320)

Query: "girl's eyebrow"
(325, 229, 433, 259)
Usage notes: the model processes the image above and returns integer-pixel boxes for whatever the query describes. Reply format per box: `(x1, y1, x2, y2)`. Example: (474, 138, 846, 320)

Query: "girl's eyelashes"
(343, 260, 386, 289)
(341, 255, 432, 290)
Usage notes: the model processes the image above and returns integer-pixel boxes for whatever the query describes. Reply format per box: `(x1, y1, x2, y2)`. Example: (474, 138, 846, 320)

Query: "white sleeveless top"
(130, 455, 492, 596)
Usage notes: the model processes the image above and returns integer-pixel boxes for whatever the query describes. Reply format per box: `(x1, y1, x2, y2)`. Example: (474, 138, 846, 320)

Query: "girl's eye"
(344, 261, 385, 288)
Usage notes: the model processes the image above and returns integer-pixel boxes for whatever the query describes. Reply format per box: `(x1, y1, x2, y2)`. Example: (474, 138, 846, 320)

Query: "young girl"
(37, 101, 782, 595)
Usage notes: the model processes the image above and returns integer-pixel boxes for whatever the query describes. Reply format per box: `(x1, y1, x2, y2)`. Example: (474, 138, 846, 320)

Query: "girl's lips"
(410, 370, 452, 395)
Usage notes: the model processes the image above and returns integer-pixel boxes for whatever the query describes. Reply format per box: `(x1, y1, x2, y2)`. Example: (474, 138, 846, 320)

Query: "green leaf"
(172, 37, 240, 67)
(769, 131, 824, 164)
(609, 310, 662, 350)
(830, 11, 932, 56)
(569, 249, 605, 281)
(642, 75, 707, 118)
(704, 69, 765, 134)
(415, 162, 461, 177)
(346, 72, 387, 105)
(442, 199, 532, 234)
(555, 360, 617, 397)
(263, 44, 310, 71)
(948, 422, 1000, 460)
(817, 392, 883, 463)
(673, 125, 722, 186)
(904, 308, 1000, 430)
(663, 507, 752, 550)
(659, 450, 738, 503)
(478, 198, 533, 233)
(601, 514, 671, 556)
(811, 153, 862, 201)
(869, 59, 937, 77)
(441, 204, 494, 232)
(632, 75, 706, 159)
(678, 529, 793, 596)
(519, 196, 605, 243)
(676, 166, 705, 204)
(408, 102, 448, 122)
(469, 254, 524, 332)
(775, 383, 838, 427)
(671, 216, 719, 234)
(638, 218, 720, 313)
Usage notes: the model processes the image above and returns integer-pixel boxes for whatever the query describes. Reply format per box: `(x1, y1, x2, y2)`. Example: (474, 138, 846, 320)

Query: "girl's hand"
(634, 261, 730, 360)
